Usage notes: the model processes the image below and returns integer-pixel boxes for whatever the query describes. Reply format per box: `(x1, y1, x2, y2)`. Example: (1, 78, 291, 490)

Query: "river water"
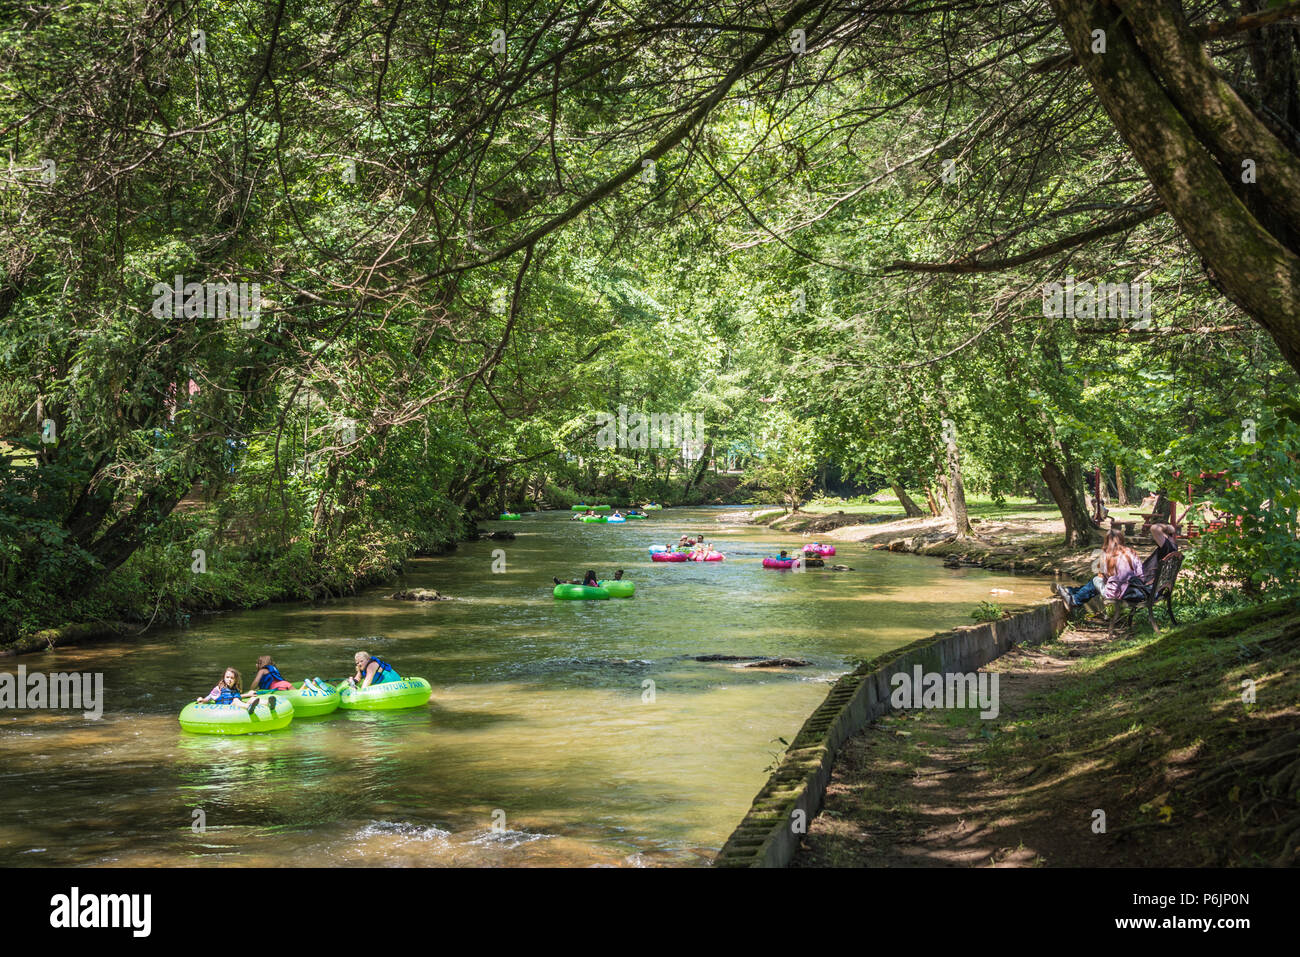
(0, 508, 1045, 867)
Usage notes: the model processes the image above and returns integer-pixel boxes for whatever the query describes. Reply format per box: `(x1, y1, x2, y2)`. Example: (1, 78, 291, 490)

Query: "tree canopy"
(3, 0, 1298, 640)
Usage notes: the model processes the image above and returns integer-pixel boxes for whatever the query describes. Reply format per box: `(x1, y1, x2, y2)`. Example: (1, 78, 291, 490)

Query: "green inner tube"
(581, 515, 607, 523)
(570, 505, 589, 511)
(592, 504, 612, 511)
(179, 697, 296, 734)
(642, 504, 663, 510)
(500, 512, 521, 520)
(338, 676, 433, 711)
(253, 682, 340, 717)
(597, 580, 635, 598)
(624, 513, 647, 519)
(553, 583, 610, 600)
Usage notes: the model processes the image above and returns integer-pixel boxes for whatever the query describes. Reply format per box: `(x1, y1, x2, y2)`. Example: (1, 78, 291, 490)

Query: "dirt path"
(793, 620, 1183, 868)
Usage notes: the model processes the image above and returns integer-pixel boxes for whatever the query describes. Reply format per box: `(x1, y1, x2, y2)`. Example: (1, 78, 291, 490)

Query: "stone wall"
(714, 599, 1068, 867)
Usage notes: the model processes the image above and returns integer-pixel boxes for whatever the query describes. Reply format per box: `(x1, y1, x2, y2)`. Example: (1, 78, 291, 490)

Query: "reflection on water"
(0, 508, 1046, 866)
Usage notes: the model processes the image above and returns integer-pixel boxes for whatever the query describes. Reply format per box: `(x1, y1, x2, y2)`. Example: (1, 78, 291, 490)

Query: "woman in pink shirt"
(1100, 530, 1144, 601)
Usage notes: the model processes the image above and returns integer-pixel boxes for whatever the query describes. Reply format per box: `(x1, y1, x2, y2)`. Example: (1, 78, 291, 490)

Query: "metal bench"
(1107, 551, 1184, 638)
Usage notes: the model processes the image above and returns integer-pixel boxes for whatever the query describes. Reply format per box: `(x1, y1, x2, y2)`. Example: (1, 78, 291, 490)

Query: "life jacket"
(257, 663, 286, 689)
(366, 656, 400, 682)
(214, 685, 242, 704)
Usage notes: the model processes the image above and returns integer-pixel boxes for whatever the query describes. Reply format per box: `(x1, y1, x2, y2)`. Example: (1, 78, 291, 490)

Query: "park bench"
(1107, 551, 1185, 639)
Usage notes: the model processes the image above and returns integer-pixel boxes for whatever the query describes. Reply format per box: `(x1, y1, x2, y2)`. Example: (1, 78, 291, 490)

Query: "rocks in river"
(477, 529, 516, 540)
(389, 588, 450, 601)
(691, 654, 812, 668)
(827, 564, 854, 571)
(691, 654, 814, 668)
(742, 658, 813, 669)
(804, 557, 825, 567)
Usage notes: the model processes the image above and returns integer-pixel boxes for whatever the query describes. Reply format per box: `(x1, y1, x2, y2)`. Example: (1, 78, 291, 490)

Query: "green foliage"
(1188, 397, 1300, 596)
(2, 0, 1297, 646)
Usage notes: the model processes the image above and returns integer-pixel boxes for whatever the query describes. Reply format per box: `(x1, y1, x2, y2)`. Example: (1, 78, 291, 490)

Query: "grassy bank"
(1, 493, 467, 653)
(793, 598, 1300, 867)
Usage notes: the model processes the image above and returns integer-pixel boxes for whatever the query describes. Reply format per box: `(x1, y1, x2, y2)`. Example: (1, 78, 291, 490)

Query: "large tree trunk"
(1115, 463, 1129, 507)
(891, 482, 925, 517)
(1051, 0, 1300, 373)
(944, 440, 973, 537)
(1042, 454, 1097, 546)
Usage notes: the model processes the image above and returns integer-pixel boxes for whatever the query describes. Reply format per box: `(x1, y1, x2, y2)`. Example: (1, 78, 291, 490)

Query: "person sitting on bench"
(1100, 530, 1145, 602)
(1055, 527, 1173, 610)
(1138, 523, 1179, 583)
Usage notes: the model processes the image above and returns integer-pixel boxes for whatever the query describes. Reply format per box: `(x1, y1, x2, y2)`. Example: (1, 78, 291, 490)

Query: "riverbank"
(2, 477, 742, 653)
(1, 529, 463, 656)
(740, 503, 1119, 580)
(791, 598, 1300, 867)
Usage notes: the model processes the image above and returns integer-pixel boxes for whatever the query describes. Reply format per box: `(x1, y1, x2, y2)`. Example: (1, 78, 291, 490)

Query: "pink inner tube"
(652, 551, 689, 562)
(763, 557, 797, 569)
(802, 544, 836, 556)
(691, 553, 725, 562)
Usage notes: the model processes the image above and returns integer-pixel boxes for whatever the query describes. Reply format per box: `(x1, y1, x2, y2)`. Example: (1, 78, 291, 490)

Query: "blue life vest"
(257, 663, 286, 689)
(366, 656, 399, 683)
(214, 685, 242, 704)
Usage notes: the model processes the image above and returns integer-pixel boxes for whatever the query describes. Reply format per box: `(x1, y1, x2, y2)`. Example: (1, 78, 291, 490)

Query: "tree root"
(1185, 729, 1300, 796)
(1184, 728, 1300, 864)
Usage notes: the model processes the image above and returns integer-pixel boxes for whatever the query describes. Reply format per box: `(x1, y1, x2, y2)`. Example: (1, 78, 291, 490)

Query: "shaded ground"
(792, 600, 1300, 868)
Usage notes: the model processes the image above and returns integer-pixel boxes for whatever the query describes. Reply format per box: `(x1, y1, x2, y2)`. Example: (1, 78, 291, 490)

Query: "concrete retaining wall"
(713, 599, 1068, 867)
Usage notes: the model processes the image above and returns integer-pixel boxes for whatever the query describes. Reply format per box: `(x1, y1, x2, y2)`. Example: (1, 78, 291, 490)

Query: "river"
(0, 507, 1045, 866)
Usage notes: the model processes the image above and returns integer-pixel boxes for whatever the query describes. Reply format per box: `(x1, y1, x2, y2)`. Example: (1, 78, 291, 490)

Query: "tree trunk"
(934, 473, 951, 516)
(945, 440, 973, 537)
(924, 485, 942, 516)
(891, 482, 925, 517)
(1050, 0, 1300, 374)
(1115, 463, 1129, 507)
(1041, 455, 1097, 546)
(680, 437, 714, 498)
